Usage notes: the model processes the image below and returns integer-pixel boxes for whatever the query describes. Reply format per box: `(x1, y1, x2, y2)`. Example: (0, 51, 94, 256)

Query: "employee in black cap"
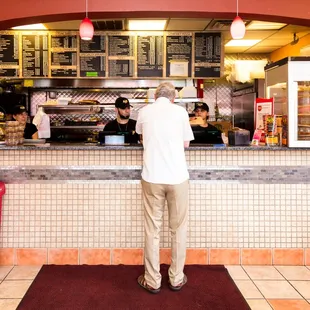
(190, 102, 223, 144)
(103, 97, 140, 144)
(12, 105, 38, 139)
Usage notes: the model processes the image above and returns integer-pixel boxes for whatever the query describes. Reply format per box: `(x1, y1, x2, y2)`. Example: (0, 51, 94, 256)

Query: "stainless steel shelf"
(51, 126, 104, 129)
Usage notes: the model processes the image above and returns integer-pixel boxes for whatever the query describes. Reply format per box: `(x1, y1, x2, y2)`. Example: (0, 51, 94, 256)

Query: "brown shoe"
(168, 274, 187, 291)
(137, 274, 161, 294)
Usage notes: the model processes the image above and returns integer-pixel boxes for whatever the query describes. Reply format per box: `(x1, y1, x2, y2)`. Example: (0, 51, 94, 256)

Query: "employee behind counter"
(12, 105, 38, 139)
(190, 102, 224, 145)
(103, 97, 140, 144)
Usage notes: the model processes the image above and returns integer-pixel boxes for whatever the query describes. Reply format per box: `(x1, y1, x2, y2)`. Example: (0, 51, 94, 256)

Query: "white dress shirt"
(136, 97, 194, 184)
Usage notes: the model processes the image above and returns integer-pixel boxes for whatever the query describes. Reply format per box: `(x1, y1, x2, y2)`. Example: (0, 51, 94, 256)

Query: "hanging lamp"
(230, 0, 246, 39)
(79, 0, 94, 41)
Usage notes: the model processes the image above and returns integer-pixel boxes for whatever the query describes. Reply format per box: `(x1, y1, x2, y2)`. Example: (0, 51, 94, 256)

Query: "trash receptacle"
(0, 182, 5, 225)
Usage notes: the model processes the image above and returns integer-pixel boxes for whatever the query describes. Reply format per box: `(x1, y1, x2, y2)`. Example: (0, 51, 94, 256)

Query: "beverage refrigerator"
(265, 57, 310, 148)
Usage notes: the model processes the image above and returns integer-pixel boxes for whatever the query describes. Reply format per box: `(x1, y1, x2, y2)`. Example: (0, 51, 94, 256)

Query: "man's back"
(136, 97, 194, 184)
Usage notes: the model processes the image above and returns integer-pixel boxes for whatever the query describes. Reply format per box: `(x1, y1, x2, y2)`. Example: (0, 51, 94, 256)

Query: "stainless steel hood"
(30, 79, 194, 89)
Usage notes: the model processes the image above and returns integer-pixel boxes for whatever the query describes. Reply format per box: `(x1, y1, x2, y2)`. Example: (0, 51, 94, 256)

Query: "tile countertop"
(0, 142, 308, 151)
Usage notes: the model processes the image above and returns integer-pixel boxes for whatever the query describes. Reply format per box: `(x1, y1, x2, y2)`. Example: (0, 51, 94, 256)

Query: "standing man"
(104, 97, 140, 144)
(136, 82, 194, 294)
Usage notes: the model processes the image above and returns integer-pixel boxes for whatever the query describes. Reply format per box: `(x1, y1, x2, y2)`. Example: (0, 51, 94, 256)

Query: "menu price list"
(80, 55, 105, 77)
(137, 36, 163, 77)
(108, 35, 134, 56)
(51, 35, 77, 49)
(51, 52, 77, 66)
(0, 34, 19, 65)
(108, 59, 134, 77)
(0, 68, 19, 77)
(51, 69, 77, 77)
(166, 35, 192, 77)
(194, 32, 221, 78)
(80, 35, 105, 53)
(22, 35, 48, 77)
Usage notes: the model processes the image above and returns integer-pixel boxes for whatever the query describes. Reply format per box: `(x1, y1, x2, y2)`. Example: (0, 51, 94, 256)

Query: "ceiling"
(42, 18, 310, 55)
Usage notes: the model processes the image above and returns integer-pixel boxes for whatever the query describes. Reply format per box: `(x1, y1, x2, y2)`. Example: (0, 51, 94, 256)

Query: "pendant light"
(230, 0, 246, 39)
(79, 0, 94, 41)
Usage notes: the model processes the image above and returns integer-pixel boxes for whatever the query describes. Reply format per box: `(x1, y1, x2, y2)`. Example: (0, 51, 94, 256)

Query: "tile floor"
(0, 265, 310, 310)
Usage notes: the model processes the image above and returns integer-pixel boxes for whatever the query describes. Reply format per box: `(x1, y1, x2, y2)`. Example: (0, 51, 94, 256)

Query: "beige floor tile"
(226, 265, 250, 280)
(246, 299, 273, 310)
(254, 280, 303, 299)
(0, 299, 21, 310)
(290, 281, 310, 299)
(0, 280, 32, 298)
(234, 280, 263, 299)
(0, 266, 13, 281)
(6, 266, 41, 280)
(243, 266, 284, 280)
(275, 266, 310, 280)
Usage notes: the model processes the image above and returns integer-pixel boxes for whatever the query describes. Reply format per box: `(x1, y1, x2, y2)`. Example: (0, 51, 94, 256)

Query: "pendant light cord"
(236, 0, 239, 16)
(85, 0, 88, 18)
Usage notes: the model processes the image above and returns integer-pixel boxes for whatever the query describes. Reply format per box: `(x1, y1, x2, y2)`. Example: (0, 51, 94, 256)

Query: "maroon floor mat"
(17, 264, 250, 310)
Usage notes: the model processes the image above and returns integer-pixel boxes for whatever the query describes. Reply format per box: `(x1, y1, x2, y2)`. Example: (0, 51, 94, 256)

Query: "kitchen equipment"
(228, 127, 250, 146)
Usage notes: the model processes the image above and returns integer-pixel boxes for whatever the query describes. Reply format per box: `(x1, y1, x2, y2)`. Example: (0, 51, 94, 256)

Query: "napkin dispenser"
(228, 128, 250, 146)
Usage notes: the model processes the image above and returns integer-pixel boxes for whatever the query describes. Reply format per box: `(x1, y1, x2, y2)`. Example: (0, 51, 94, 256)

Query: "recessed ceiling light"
(225, 39, 261, 47)
(128, 20, 166, 31)
(12, 23, 47, 30)
(246, 21, 286, 30)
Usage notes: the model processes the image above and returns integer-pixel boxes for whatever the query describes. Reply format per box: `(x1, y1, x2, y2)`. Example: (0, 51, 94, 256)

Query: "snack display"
(5, 121, 24, 146)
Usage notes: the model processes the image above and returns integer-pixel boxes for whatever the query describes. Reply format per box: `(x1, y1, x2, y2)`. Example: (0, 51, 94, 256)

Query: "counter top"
(0, 142, 308, 151)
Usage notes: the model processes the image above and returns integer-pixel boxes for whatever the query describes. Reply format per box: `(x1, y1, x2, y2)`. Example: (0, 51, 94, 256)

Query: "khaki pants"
(141, 179, 189, 289)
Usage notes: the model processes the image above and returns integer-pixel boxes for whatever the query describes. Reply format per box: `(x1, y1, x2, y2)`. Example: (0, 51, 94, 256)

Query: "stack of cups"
(5, 121, 25, 146)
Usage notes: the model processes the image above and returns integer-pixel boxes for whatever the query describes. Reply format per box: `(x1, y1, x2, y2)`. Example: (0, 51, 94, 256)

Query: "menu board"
(108, 35, 134, 56)
(50, 34, 77, 77)
(80, 35, 106, 77)
(108, 59, 134, 77)
(0, 34, 19, 77)
(166, 34, 192, 77)
(137, 35, 163, 77)
(22, 34, 48, 77)
(51, 35, 77, 49)
(0, 30, 223, 79)
(194, 32, 221, 78)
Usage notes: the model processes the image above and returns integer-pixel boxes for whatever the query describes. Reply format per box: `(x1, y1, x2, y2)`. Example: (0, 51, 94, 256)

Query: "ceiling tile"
(244, 46, 281, 53)
(254, 39, 292, 46)
(224, 46, 250, 53)
(166, 19, 210, 31)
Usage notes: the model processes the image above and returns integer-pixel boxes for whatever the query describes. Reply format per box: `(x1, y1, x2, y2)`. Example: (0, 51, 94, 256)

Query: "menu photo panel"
(107, 34, 135, 78)
(79, 33, 106, 77)
(49, 32, 78, 77)
(0, 31, 20, 77)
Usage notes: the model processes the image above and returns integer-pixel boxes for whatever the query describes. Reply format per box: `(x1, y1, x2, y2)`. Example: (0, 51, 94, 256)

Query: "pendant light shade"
(230, 16, 246, 39)
(79, 0, 94, 41)
(79, 17, 94, 41)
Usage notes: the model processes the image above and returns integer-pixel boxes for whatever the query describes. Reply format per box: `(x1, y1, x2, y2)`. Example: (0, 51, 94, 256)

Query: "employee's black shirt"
(24, 123, 38, 139)
(191, 123, 223, 144)
(103, 119, 140, 144)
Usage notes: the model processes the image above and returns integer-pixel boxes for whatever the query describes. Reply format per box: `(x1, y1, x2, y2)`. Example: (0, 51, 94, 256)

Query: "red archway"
(0, 0, 310, 29)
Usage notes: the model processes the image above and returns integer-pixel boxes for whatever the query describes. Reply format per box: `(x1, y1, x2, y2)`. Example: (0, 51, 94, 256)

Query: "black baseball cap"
(12, 105, 27, 115)
(194, 102, 209, 112)
(115, 97, 132, 109)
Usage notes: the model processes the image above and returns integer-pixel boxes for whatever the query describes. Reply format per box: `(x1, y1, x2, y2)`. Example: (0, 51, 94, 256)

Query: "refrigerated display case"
(265, 57, 310, 147)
